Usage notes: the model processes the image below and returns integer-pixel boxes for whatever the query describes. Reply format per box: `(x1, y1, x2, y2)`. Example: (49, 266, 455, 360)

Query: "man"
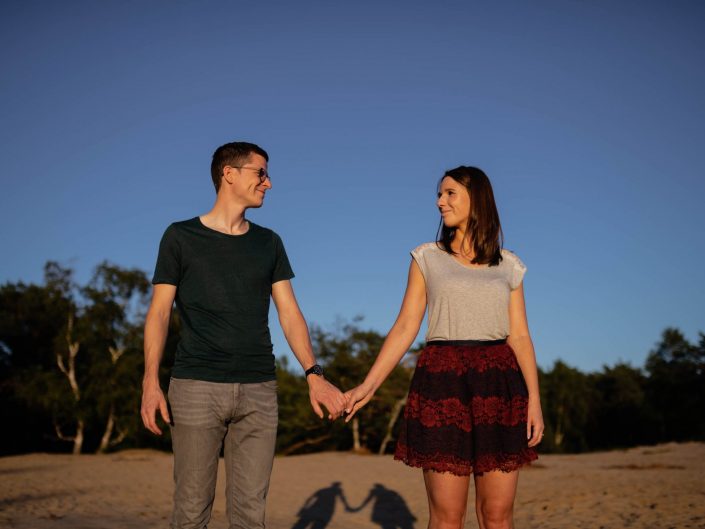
(141, 141, 346, 529)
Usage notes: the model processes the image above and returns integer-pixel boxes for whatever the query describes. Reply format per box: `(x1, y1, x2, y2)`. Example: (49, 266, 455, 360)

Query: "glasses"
(229, 165, 270, 184)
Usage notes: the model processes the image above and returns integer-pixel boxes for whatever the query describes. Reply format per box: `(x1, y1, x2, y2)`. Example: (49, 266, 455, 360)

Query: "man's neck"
(200, 197, 249, 235)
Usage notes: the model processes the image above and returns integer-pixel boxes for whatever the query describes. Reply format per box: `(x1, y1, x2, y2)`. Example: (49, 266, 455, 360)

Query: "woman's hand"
(527, 396, 545, 447)
(343, 382, 376, 423)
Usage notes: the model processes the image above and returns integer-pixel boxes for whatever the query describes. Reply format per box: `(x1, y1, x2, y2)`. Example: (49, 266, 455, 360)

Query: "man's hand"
(141, 383, 171, 435)
(307, 375, 347, 420)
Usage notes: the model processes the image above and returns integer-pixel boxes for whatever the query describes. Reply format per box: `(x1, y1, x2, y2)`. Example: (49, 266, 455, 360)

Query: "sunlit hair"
(210, 141, 269, 193)
(436, 166, 504, 266)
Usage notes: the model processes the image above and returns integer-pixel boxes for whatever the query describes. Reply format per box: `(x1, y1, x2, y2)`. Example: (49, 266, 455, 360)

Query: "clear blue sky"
(1, 1, 703, 373)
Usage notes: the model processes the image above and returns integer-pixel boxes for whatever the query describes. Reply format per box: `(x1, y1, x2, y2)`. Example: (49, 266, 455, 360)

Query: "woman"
(344, 166, 543, 529)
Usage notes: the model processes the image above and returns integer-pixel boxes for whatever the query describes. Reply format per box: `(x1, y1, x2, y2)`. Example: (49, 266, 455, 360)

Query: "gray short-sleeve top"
(411, 243, 526, 341)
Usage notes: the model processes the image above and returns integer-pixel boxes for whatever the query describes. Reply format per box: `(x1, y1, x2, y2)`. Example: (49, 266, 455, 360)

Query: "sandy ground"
(1, 442, 704, 529)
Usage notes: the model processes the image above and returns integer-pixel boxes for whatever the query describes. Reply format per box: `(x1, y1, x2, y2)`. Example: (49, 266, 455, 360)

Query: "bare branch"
(54, 422, 75, 442)
(53, 314, 85, 455)
(109, 428, 128, 447)
(57, 314, 81, 401)
(108, 346, 124, 364)
(56, 353, 68, 375)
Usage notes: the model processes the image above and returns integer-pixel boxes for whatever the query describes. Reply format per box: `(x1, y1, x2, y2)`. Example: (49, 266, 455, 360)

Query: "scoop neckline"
(196, 216, 253, 238)
(439, 247, 496, 271)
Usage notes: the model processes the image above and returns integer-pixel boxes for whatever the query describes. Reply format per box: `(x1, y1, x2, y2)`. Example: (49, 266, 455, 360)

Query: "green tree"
(587, 363, 657, 449)
(79, 262, 150, 453)
(645, 328, 705, 442)
(540, 360, 593, 452)
(0, 263, 76, 454)
(0, 261, 179, 455)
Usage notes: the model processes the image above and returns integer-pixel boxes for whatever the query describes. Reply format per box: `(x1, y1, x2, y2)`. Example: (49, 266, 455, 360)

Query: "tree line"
(1, 262, 703, 456)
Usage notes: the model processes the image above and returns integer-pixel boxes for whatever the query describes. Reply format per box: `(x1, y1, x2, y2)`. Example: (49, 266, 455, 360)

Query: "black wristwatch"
(305, 364, 324, 377)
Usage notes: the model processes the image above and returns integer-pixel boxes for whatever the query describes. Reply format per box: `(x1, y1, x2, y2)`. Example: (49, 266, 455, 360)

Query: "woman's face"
(437, 176, 470, 229)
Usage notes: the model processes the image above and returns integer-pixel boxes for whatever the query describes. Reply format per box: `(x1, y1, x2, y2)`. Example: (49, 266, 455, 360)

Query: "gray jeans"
(168, 377, 278, 529)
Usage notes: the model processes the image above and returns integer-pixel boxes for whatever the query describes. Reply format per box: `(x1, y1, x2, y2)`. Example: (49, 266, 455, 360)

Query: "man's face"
(224, 153, 271, 208)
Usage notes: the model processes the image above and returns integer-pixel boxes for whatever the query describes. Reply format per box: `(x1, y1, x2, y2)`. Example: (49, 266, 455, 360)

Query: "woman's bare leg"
(423, 470, 471, 529)
(473, 470, 519, 529)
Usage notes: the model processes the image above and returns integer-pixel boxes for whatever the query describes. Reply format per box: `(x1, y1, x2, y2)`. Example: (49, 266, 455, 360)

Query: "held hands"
(140, 382, 171, 435)
(342, 382, 376, 423)
(307, 375, 347, 420)
(308, 378, 376, 422)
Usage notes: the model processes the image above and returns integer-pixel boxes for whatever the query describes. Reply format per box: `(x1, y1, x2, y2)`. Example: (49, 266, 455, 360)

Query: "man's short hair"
(210, 142, 269, 193)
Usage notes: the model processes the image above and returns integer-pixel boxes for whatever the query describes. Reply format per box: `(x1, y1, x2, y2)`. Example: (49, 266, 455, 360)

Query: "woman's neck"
(452, 230, 473, 258)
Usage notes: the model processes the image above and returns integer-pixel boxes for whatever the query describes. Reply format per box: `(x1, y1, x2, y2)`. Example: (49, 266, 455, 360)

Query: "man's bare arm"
(271, 280, 346, 420)
(141, 283, 176, 435)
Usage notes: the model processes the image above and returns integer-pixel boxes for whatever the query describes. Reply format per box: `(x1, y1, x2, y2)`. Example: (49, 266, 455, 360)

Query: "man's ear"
(222, 166, 235, 186)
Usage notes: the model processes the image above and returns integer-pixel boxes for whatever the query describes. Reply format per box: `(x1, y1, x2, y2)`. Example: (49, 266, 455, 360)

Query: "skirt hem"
(394, 446, 538, 477)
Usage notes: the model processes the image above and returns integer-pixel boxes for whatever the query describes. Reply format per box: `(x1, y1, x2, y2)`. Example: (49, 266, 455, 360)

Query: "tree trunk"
(554, 404, 564, 448)
(97, 405, 128, 454)
(55, 419, 84, 455)
(97, 347, 127, 454)
(57, 315, 80, 401)
(55, 315, 84, 454)
(98, 405, 115, 454)
(352, 416, 361, 452)
(72, 419, 84, 455)
(379, 392, 407, 455)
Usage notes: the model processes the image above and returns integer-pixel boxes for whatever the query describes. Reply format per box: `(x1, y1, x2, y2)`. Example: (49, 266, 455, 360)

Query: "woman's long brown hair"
(436, 166, 504, 266)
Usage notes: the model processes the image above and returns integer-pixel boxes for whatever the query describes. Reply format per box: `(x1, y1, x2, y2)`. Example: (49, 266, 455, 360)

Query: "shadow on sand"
(291, 482, 416, 529)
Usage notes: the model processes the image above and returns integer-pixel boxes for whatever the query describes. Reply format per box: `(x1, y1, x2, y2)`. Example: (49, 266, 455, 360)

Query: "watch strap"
(305, 364, 324, 377)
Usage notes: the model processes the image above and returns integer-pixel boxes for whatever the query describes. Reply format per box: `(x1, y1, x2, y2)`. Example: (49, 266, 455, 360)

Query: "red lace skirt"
(394, 340, 538, 476)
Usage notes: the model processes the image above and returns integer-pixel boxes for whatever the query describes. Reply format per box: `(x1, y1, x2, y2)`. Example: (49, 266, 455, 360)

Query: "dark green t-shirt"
(152, 217, 294, 383)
